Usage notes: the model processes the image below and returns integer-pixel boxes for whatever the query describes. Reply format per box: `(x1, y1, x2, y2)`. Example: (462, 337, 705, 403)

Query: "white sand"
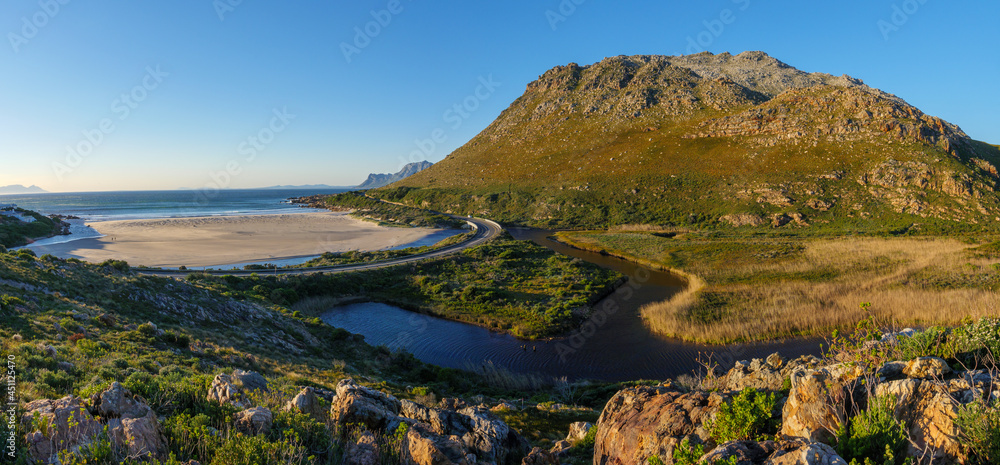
(31, 212, 441, 268)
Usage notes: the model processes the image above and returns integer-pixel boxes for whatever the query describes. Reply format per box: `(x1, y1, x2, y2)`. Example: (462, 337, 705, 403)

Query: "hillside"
(386, 51, 1000, 230)
(358, 161, 433, 189)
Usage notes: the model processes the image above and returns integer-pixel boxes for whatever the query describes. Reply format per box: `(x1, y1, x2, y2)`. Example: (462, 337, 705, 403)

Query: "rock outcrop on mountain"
(389, 51, 1000, 228)
(358, 161, 433, 189)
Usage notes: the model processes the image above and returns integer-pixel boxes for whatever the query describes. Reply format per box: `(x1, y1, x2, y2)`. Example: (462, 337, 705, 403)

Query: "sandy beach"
(28, 212, 448, 268)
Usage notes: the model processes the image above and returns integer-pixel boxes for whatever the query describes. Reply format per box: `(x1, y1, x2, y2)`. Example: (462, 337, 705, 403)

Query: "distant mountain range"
(358, 161, 434, 189)
(0, 184, 47, 195)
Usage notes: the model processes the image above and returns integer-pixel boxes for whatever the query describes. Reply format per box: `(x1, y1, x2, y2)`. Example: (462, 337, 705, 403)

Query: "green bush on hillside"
(707, 387, 777, 442)
(836, 395, 909, 465)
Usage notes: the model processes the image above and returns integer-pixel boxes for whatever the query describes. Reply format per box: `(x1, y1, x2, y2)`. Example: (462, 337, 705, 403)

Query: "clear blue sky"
(2, 1, 997, 192)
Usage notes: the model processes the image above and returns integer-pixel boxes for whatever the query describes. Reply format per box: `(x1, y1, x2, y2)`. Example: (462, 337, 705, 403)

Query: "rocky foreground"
(22, 324, 998, 465)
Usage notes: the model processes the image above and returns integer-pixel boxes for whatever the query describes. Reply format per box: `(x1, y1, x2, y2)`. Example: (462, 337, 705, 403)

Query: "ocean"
(5, 188, 348, 249)
(6, 188, 462, 262)
(0, 189, 347, 222)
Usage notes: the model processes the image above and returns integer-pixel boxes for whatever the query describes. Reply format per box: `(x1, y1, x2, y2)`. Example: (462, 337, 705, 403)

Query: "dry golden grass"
(562, 232, 1000, 343)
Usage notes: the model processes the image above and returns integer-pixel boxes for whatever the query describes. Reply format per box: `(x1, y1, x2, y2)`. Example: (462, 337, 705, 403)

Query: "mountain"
(386, 51, 1000, 229)
(0, 184, 47, 194)
(358, 161, 434, 189)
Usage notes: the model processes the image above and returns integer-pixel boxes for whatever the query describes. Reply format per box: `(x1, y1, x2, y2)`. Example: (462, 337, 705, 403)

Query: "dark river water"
(321, 228, 824, 382)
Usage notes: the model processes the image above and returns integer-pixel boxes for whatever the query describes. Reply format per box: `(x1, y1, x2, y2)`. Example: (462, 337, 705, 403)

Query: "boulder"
(903, 357, 951, 379)
(876, 379, 962, 463)
(781, 370, 845, 443)
(566, 421, 594, 443)
(550, 440, 572, 457)
(330, 379, 402, 431)
(97, 382, 168, 461)
(439, 398, 468, 411)
(594, 386, 717, 465)
(765, 441, 847, 465)
(233, 369, 269, 392)
(344, 432, 381, 465)
(722, 354, 821, 392)
(21, 396, 102, 464)
(207, 373, 244, 407)
(96, 381, 150, 418)
(457, 407, 530, 465)
(520, 447, 558, 465)
(876, 361, 907, 380)
(402, 400, 470, 437)
(235, 407, 273, 435)
(402, 422, 474, 465)
(702, 440, 778, 465)
(284, 387, 325, 419)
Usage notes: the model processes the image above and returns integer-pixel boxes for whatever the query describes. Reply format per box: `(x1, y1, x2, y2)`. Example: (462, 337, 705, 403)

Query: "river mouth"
(320, 227, 824, 382)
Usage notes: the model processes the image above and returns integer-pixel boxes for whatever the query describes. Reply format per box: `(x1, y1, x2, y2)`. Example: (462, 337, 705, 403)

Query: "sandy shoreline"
(27, 212, 448, 268)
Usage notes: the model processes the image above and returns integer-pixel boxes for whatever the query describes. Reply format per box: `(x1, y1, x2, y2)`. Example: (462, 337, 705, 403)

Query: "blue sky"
(1, 1, 997, 192)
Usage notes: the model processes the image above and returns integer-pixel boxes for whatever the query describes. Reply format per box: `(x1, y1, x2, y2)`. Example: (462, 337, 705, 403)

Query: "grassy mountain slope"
(386, 51, 1000, 230)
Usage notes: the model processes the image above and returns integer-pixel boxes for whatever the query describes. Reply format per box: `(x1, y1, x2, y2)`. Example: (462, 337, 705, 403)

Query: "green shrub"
(162, 330, 191, 348)
(213, 433, 308, 465)
(669, 438, 704, 465)
(164, 413, 224, 463)
(956, 400, 1000, 465)
(100, 259, 130, 272)
(836, 395, 908, 465)
(707, 387, 777, 442)
(58, 426, 114, 464)
(576, 425, 597, 449)
(895, 327, 948, 360)
(272, 411, 332, 458)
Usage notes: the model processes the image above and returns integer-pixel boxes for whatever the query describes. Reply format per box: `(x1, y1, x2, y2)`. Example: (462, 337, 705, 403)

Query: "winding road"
(134, 216, 503, 277)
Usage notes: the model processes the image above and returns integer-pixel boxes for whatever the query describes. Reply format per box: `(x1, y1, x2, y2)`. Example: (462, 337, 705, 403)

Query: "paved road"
(134, 216, 503, 277)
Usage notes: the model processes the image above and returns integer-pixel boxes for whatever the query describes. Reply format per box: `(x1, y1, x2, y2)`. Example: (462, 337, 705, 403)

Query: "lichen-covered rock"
(566, 421, 594, 443)
(876, 379, 962, 463)
(457, 407, 530, 465)
(402, 400, 470, 437)
(21, 396, 102, 464)
(550, 440, 572, 457)
(284, 386, 325, 419)
(765, 441, 847, 465)
(96, 381, 150, 419)
(520, 447, 558, 465)
(206, 373, 243, 407)
(330, 379, 402, 431)
(345, 432, 381, 465)
(781, 370, 845, 443)
(903, 357, 951, 379)
(96, 382, 168, 461)
(235, 407, 273, 435)
(594, 386, 717, 465)
(107, 410, 168, 461)
(233, 369, 269, 392)
(722, 355, 821, 392)
(702, 440, 779, 465)
(402, 422, 474, 465)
